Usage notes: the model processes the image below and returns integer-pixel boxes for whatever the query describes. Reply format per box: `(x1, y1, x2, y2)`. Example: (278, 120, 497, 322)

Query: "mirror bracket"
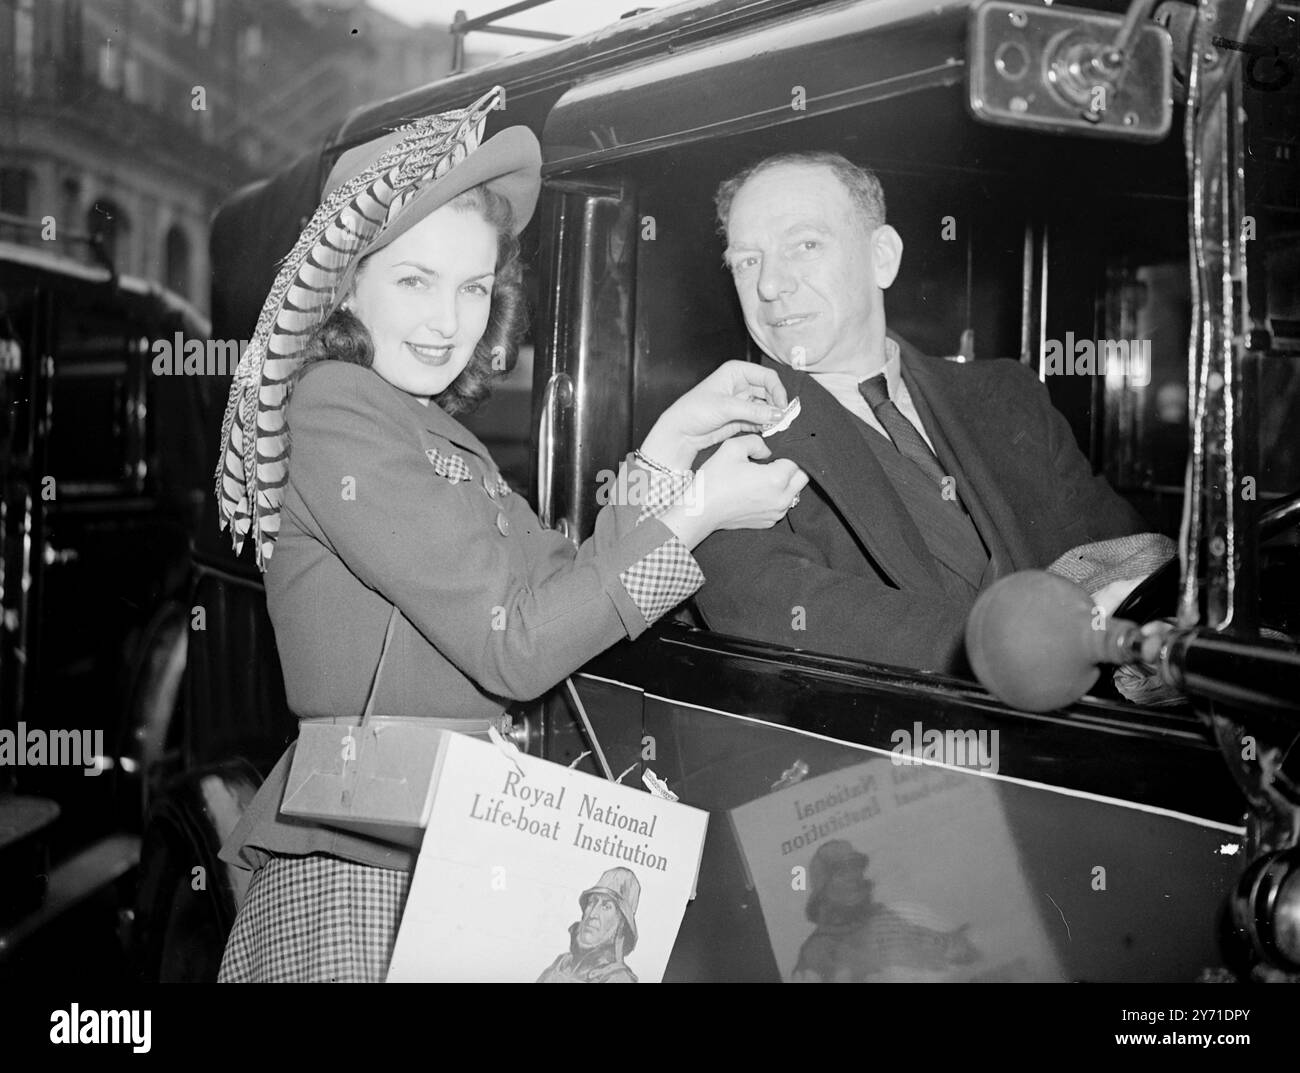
(968, 0, 1174, 141)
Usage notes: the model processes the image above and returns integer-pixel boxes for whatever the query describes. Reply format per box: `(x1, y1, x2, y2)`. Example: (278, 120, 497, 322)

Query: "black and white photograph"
(0, 0, 1298, 1045)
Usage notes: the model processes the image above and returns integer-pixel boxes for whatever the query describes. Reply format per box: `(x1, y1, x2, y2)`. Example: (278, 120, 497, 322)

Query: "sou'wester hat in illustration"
(214, 85, 541, 569)
(581, 868, 641, 952)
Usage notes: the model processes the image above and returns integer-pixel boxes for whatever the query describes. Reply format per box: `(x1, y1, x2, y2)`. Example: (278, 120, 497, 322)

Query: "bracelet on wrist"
(633, 448, 693, 480)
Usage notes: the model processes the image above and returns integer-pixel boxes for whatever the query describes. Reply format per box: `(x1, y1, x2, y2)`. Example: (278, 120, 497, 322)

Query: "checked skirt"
(218, 854, 411, 983)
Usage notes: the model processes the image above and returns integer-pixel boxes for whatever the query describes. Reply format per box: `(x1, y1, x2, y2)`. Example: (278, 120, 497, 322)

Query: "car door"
(531, 6, 1255, 981)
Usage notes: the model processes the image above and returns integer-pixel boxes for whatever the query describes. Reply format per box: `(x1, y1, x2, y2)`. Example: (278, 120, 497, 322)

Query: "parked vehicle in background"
(0, 232, 212, 979)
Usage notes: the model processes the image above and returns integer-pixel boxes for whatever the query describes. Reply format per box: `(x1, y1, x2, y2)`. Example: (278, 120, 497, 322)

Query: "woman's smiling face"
(349, 200, 498, 399)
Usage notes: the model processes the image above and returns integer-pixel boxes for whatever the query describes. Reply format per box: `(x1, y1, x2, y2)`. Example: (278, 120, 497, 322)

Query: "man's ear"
(871, 224, 904, 289)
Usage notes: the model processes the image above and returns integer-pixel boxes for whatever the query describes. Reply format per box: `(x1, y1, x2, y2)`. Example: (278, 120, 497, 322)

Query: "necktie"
(857, 373, 948, 486)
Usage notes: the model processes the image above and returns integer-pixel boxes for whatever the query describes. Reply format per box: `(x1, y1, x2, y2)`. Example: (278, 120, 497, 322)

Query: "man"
(536, 867, 640, 983)
(693, 152, 1167, 675)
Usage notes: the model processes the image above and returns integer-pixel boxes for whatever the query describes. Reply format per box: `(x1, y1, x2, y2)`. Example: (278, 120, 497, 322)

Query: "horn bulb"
(965, 570, 1144, 712)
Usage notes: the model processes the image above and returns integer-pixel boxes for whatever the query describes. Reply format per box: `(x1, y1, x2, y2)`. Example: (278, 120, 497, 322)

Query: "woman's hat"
(320, 118, 540, 309)
(214, 86, 541, 569)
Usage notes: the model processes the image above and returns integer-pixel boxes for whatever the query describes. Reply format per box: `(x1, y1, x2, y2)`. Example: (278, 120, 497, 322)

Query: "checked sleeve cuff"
(619, 536, 705, 626)
(631, 462, 696, 525)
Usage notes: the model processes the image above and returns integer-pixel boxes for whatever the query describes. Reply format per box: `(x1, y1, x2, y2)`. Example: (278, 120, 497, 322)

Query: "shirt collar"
(808, 336, 903, 398)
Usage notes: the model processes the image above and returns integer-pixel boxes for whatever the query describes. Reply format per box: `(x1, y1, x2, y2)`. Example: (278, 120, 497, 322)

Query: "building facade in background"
(0, 0, 506, 314)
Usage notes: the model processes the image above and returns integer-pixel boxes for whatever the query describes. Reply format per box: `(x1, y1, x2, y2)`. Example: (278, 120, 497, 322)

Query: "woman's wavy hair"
(291, 182, 527, 417)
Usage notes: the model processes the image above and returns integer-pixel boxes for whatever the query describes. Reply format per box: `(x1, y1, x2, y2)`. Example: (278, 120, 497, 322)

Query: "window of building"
(182, 0, 215, 47)
(0, 167, 33, 243)
(240, 25, 263, 65)
(0, 168, 33, 217)
(199, 0, 215, 48)
(62, 0, 85, 66)
(62, 176, 82, 228)
(86, 200, 128, 267)
(97, 38, 122, 91)
(15, 0, 36, 97)
(124, 55, 142, 103)
(164, 225, 191, 299)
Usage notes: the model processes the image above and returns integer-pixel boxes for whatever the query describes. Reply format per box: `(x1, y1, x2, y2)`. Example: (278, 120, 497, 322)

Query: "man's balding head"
(717, 154, 902, 376)
(716, 152, 887, 239)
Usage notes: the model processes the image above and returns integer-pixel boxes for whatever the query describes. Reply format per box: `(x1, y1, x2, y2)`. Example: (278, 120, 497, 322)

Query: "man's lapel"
(763, 356, 942, 593)
(897, 338, 1034, 573)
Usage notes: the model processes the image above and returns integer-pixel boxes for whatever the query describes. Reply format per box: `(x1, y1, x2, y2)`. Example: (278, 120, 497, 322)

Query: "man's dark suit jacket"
(692, 335, 1147, 673)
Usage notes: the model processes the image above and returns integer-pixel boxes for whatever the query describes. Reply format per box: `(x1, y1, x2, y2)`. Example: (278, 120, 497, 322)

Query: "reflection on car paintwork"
(640, 696, 1246, 983)
(730, 756, 1062, 982)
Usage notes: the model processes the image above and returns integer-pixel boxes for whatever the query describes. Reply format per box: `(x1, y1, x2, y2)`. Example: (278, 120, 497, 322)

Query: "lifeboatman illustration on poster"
(536, 868, 642, 983)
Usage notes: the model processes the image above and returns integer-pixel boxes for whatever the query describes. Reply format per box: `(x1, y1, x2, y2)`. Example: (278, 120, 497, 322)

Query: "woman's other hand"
(660, 436, 808, 549)
(640, 361, 790, 472)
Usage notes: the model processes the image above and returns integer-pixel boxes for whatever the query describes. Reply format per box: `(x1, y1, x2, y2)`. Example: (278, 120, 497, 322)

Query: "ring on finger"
(790, 492, 801, 508)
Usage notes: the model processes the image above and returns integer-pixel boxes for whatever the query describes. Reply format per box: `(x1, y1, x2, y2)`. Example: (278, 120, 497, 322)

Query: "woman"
(213, 89, 807, 982)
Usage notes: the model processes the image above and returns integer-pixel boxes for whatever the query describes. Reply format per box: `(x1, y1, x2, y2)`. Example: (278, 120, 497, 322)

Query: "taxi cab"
(134, 0, 1299, 982)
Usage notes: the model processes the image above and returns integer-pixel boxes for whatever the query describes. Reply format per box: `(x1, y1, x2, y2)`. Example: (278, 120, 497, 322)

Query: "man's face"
(576, 894, 620, 950)
(723, 163, 901, 375)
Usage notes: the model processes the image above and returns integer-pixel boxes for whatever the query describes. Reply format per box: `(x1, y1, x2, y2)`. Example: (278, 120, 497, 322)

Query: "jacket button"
(483, 475, 498, 499)
(496, 512, 510, 536)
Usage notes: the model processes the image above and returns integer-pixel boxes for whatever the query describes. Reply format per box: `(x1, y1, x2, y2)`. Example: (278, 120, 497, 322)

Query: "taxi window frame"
(545, 85, 1202, 721)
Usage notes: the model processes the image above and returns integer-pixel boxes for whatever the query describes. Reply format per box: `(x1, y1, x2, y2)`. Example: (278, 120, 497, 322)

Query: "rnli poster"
(728, 756, 1065, 982)
(387, 733, 709, 982)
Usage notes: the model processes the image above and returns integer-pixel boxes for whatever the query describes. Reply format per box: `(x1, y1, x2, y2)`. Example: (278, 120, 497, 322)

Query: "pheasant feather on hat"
(214, 85, 539, 570)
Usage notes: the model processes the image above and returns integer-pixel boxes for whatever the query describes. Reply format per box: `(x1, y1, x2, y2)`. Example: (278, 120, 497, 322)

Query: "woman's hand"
(639, 361, 790, 472)
(659, 436, 809, 549)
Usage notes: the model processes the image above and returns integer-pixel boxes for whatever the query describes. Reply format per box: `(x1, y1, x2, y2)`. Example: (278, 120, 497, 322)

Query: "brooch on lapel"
(425, 447, 472, 484)
(479, 469, 511, 501)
